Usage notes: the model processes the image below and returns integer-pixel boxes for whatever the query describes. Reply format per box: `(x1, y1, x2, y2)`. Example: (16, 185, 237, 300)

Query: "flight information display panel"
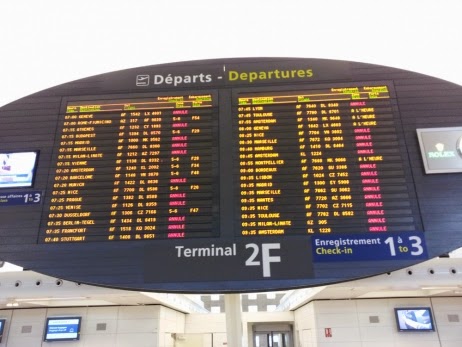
(234, 85, 417, 236)
(40, 94, 219, 243)
(2, 57, 460, 292)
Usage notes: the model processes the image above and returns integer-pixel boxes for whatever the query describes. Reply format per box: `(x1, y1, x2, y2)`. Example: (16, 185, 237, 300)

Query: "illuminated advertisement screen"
(394, 308, 435, 332)
(0, 58, 460, 291)
(0, 151, 38, 188)
(416, 127, 462, 173)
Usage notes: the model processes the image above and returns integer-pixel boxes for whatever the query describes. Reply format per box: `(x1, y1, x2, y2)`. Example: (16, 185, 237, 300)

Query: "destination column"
(297, 100, 354, 234)
(108, 109, 163, 241)
(42, 106, 118, 242)
(236, 99, 306, 237)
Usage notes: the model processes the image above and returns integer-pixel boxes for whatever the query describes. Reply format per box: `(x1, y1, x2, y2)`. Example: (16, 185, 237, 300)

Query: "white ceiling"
(278, 256, 462, 311)
(0, 270, 207, 313)
(1, 255, 461, 313)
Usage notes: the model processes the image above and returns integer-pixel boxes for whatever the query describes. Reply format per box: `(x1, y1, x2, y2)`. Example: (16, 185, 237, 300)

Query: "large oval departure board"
(0, 58, 461, 292)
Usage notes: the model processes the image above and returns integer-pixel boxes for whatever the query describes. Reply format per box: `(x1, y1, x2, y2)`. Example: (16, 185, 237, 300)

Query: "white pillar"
(224, 293, 243, 347)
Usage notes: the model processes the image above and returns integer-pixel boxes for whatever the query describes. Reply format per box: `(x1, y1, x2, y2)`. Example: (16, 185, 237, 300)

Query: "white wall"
(184, 313, 225, 347)
(185, 311, 294, 347)
(2, 298, 462, 347)
(0, 305, 186, 347)
(185, 313, 226, 334)
(294, 297, 462, 347)
(158, 306, 186, 347)
(294, 301, 316, 347)
(431, 298, 462, 347)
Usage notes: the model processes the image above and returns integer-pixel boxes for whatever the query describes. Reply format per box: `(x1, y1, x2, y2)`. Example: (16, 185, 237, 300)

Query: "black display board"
(0, 58, 461, 292)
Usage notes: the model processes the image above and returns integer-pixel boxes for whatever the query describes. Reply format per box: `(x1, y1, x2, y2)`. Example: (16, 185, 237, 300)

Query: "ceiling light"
(15, 297, 87, 302)
(421, 286, 461, 290)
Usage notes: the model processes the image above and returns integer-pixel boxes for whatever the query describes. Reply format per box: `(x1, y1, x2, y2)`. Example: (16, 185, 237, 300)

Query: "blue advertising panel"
(44, 317, 81, 341)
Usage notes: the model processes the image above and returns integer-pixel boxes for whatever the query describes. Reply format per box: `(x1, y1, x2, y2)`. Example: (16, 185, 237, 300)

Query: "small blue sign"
(312, 232, 428, 262)
(45, 317, 81, 341)
(0, 191, 42, 206)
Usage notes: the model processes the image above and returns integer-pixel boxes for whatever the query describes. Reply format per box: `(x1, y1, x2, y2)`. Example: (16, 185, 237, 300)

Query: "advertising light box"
(394, 308, 435, 332)
(0, 58, 461, 292)
(0, 151, 38, 188)
(417, 127, 462, 173)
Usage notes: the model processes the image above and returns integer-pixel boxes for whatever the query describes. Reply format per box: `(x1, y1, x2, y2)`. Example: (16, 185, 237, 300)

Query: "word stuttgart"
(229, 68, 314, 83)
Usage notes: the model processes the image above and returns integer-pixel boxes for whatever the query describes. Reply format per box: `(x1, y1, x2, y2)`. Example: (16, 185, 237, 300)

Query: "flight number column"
(109, 110, 161, 241)
(297, 101, 353, 234)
